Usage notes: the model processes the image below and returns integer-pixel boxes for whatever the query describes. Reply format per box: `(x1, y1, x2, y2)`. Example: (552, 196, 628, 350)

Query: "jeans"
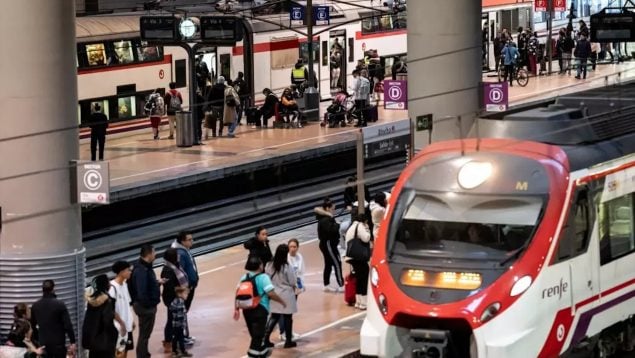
(90, 130, 105, 161)
(227, 113, 239, 135)
(133, 303, 157, 358)
(576, 58, 588, 79)
(351, 260, 369, 295)
(504, 64, 514, 86)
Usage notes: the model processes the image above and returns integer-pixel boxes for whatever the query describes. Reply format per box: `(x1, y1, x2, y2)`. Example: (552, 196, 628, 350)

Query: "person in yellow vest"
(290, 59, 308, 88)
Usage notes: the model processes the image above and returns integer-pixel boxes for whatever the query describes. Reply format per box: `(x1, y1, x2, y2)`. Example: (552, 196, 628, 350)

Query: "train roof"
(474, 82, 635, 171)
(76, 0, 393, 42)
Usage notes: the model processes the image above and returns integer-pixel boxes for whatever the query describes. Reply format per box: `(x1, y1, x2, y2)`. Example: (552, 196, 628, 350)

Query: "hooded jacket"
(244, 237, 273, 265)
(82, 291, 117, 354)
(315, 207, 340, 243)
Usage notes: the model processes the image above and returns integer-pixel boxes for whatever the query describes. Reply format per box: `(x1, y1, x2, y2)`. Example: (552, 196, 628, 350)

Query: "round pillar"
(0, 0, 85, 344)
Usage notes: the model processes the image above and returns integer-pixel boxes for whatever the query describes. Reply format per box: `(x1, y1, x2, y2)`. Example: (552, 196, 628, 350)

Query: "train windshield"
(390, 190, 544, 265)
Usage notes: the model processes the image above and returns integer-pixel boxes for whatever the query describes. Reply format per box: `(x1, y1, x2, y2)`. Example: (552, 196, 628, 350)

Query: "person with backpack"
(164, 82, 183, 140)
(234, 255, 286, 358)
(351, 69, 370, 127)
(263, 244, 298, 349)
(224, 79, 240, 138)
(82, 274, 118, 358)
(145, 88, 164, 140)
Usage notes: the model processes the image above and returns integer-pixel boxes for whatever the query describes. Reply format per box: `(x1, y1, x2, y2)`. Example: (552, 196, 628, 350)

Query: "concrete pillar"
(0, 0, 85, 344)
(407, 0, 482, 148)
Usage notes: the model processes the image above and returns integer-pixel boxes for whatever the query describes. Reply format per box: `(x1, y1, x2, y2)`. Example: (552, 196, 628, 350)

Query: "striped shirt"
(170, 298, 187, 329)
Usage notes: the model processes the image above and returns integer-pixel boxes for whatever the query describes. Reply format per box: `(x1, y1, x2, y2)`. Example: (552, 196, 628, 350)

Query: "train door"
(328, 29, 346, 95)
(196, 47, 217, 88)
(219, 53, 231, 82)
(299, 39, 320, 91)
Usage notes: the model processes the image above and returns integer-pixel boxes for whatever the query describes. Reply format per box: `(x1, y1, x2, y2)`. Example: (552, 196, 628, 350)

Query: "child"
(170, 287, 192, 357)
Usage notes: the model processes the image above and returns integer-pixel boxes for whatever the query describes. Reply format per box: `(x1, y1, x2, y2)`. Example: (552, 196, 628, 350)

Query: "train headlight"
(371, 267, 379, 287)
(480, 302, 501, 323)
(510, 275, 532, 297)
(457, 161, 493, 189)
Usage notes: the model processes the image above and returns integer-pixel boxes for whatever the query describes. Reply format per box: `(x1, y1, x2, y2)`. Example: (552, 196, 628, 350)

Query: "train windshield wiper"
(498, 241, 529, 267)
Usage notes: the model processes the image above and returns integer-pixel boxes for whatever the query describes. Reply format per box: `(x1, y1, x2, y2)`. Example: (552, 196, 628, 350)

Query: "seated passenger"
(280, 88, 300, 126)
(258, 88, 279, 128)
(465, 224, 494, 245)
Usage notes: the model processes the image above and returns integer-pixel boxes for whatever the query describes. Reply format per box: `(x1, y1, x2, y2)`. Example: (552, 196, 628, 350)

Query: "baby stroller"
(321, 91, 350, 128)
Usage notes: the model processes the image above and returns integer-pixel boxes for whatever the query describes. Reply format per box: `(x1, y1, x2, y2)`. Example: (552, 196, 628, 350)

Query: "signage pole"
(356, 130, 366, 217)
(547, 0, 554, 75)
(307, 0, 314, 89)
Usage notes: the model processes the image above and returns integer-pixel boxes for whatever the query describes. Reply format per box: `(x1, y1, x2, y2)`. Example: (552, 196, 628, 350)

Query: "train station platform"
(80, 61, 635, 203)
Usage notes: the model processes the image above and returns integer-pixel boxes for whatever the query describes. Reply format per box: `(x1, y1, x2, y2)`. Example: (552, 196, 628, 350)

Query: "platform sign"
(590, 11, 635, 42)
(534, 0, 547, 12)
(314, 6, 330, 25)
(554, 0, 566, 12)
(74, 162, 110, 205)
(483, 82, 508, 112)
(362, 119, 410, 159)
(384, 80, 408, 110)
(416, 114, 433, 132)
(290, 6, 304, 26)
(140, 16, 177, 41)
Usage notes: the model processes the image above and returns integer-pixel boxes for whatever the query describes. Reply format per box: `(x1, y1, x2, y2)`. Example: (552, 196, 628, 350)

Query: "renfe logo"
(542, 278, 568, 300)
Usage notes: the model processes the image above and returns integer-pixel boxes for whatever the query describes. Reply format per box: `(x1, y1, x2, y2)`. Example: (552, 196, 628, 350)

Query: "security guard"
(290, 59, 308, 87)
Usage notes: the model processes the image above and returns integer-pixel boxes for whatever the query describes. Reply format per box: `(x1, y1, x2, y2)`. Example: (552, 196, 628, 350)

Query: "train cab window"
(556, 190, 591, 262)
(598, 193, 634, 265)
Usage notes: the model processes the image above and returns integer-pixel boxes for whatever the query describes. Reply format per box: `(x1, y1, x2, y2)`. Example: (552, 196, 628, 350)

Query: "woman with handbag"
(345, 213, 372, 310)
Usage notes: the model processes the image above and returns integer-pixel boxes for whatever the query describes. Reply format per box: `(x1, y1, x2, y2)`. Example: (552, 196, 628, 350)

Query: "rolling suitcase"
(365, 105, 379, 122)
(344, 273, 357, 306)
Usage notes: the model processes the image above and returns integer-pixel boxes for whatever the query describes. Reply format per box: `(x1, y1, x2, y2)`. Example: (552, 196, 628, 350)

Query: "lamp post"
(304, 0, 320, 121)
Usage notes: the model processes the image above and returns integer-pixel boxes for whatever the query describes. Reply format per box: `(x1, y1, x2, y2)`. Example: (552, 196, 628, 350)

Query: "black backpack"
(225, 93, 237, 107)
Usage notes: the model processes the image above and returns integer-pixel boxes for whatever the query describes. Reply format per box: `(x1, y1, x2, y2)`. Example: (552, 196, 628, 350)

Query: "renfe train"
(361, 97, 635, 357)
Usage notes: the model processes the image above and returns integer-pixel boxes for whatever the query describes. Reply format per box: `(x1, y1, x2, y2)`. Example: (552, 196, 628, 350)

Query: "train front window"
(390, 190, 544, 264)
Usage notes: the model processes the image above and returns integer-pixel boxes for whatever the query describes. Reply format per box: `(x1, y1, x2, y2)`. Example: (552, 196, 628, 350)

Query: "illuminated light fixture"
(457, 161, 493, 189)
(510, 275, 532, 297)
(179, 17, 198, 39)
(400, 270, 482, 290)
(480, 302, 501, 323)
(371, 267, 379, 287)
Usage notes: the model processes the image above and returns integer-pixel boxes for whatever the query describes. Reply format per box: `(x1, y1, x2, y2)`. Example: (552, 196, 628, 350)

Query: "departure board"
(140, 16, 177, 41)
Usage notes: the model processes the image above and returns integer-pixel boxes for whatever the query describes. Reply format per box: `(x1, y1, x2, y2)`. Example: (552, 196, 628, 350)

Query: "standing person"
(290, 59, 308, 88)
(30, 280, 77, 358)
(263, 245, 299, 349)
(345, 213, 372, 310)
(224, 78, 240, 138)
(590, 41, 600, 71)
(171, 231, 199, 345)
(315, 198, 344, 292)
(170, 287, 193, 357)
(145, 89, 165, 140)
(501, 42, 519, 86)
(234, 72, 250, 124)
(527, 32, 539, 76)
(557, 29, 566, 74)
(164, 82, 183, 140)
(351, 69, 370, 127)
(574, 35, 592, 80)
(370, 192, 388, 239)
(493, 31, 504, 72)
(278, 238, 305, 340)
(194, 90, 205, 145)
(130, 244, 164, 358)
(244, 226, 273, 265)
(234, 255, 286, 358)
(82, 274, 118, 358)
(562, 31, 575, 76)
(88, 102, 108, 161)
(205, 76, 226, 138)
(109, 261, 135, 358)
(160, 248, 189, 353)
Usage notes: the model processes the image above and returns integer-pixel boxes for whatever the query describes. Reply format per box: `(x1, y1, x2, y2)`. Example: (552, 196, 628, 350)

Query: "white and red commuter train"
(361, 99, 635, 357)
(75, 1, 407, 138)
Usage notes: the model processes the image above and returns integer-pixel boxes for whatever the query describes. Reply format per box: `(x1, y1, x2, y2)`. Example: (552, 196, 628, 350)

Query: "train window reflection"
(391, 193, 543, 262)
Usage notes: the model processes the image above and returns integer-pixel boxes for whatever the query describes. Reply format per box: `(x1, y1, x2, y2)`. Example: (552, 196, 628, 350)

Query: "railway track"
(84, 157, 405, 277)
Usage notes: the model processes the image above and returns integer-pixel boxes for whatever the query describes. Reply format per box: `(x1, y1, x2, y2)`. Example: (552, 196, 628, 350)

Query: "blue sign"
(314, 6, 330, 25)
(290, 6, 304, 25)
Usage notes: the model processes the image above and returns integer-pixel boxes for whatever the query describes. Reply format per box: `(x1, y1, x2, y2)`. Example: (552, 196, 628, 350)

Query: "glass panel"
(137, 41, 162, 61)
(85, 43, 107, 66)
(91, 100, 110, 117)
(113, 40, 135, 64)
(117, 96, 137, 119)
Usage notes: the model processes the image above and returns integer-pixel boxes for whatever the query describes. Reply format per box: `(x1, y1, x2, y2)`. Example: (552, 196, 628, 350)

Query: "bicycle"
(497, 60, 530, 87)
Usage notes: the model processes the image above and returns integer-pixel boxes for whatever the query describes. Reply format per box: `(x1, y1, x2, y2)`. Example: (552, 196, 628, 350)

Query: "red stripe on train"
(78, 55, 173, 75)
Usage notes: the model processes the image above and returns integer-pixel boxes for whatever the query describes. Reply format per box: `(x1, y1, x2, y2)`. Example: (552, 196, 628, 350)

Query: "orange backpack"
(235, 273, 261, 310)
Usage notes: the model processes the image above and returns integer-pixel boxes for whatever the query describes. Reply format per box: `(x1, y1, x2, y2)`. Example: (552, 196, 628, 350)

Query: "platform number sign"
(290, 6, 304, 26)
(314, 6, 330, 25)
(416, 114, 433, 132)
(73, 161, 110, 205)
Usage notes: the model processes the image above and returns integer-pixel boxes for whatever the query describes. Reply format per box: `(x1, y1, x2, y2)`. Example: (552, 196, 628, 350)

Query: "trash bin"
(175, 111, 194, 147)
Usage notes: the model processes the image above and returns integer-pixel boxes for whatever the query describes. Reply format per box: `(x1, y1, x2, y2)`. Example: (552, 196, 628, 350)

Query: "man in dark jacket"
(244, 226, 273, 265)
(315, 199, 343, 291)
(234, 71, 250, 124)
(30, 280, 77, 358)
(258, 88, 279, 128)
(574, 35, 592, 80)
(206, 76, 227, 137)
(130, 244, 163, 358)
(88, 102, 108, 161)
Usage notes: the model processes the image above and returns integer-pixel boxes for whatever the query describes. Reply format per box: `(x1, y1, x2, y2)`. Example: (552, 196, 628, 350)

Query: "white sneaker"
(323, 286, 337, 293)
(335, 286, 344, 293)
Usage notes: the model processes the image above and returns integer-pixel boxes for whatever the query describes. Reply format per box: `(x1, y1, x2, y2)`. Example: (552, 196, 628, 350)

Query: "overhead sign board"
(290, 6, 304, 26)
(534, 0, 547, 12)
(362, 119, 410, 159)
(554, 0, 566, 12)
(200, 17, 242, 44)
(73, 162, 110, 205)
(384, 80, 408, 110)
(534, 0, 566, 12)
(590, 11, 635, 42)
(314, 6, 330, 25)
(483, 82, 509, 112)
(140, 16, 177, 41)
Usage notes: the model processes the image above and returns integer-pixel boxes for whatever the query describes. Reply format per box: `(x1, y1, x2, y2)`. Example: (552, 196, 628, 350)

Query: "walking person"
(130, 244, 165, 358)
(145, 89, 165, 140)
(233, 71, 250, 124)
(370, 192, 388, 239)
(278, 238, 305, 340)
(109, 261, 135, 358)
(575, 35, 592, 80)
(164, 82, 183, 140)
(263, 244, 299, 349)
(315, 198, 344, 292)
(88, 102, 108, 161)
(501, 41, 519, 86)
(345, 213, 372, 310)
(170, 287, 193, 357)
(205, 77, 226, 138)
(171, 231, 199, 345)
(82, 274, 118, 358)
(160, 248, 189, 353)
(234, 256, 286, 358)
(30, 280, 77, 358)
(244, 226, 273, 265)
